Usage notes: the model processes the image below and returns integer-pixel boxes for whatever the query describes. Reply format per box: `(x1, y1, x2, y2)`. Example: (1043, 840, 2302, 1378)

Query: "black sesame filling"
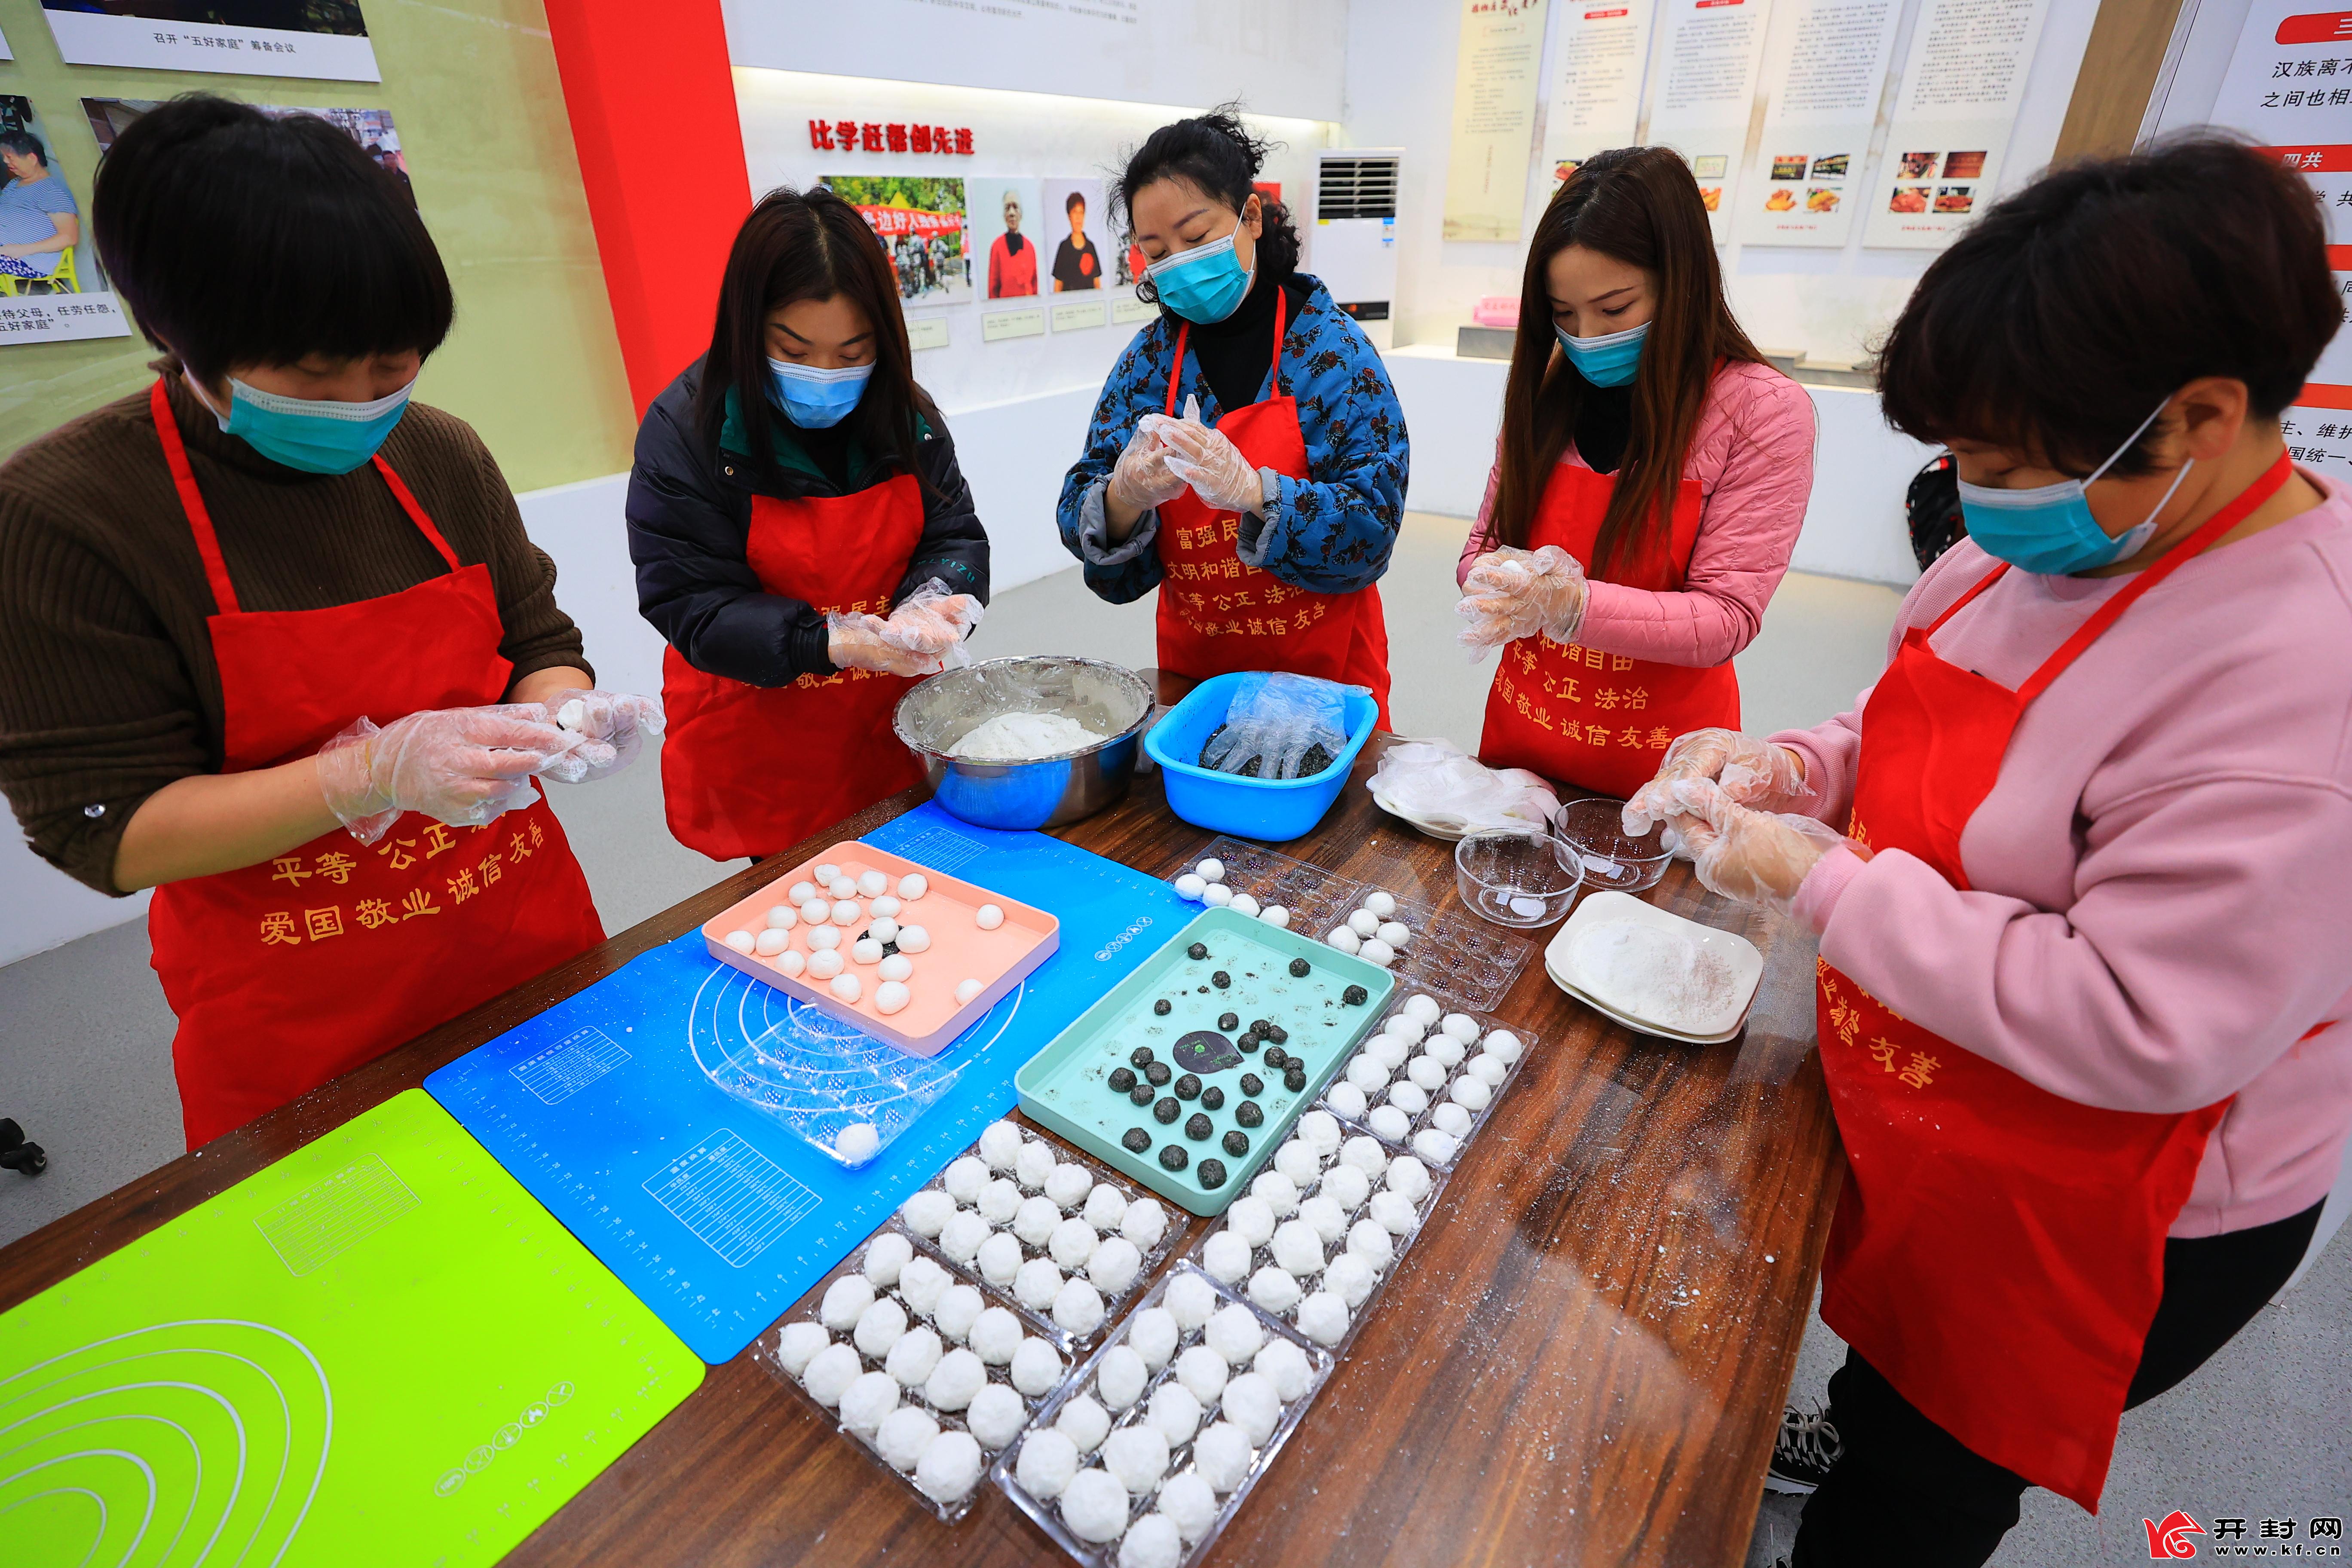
(1160, 1144, 1189, 1171)
(1174, 1073, 1201, 1101)
(1109, 1067, 1136, 1093)
(1222, 1129, 1250, 1157)
(1185, 1112, 1213, 1140)
(1122, 1127, 1151, 1153)
(1235, 1100, 1264, 1128)
(1197, 1158, 1226, 1187)
(1153, 1096, 1180, 1124)
(1200, 1086, 1225, 1111)
(1144, 1061, 1172, 1087)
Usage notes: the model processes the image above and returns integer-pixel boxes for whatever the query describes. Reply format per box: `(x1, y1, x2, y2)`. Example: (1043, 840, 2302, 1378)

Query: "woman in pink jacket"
(1456, 146, 1813, 798)
(1634, 139, 2347, 1566)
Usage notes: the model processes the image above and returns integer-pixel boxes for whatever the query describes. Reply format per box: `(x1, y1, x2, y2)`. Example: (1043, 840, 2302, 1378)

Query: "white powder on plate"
(1569, 920, 1740, 1032)
(952, 711, 1106, 760)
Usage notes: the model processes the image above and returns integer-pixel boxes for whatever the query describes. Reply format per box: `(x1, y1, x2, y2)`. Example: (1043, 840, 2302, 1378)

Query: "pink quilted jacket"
(1456, 359, 1817, 666)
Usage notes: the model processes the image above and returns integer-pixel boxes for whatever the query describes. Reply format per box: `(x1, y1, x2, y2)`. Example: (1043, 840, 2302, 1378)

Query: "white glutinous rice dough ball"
(1341, 1135, 1391, 1180)
(1222, 1371, 1283, 1446)
(1204, 884, 1233, 907)
(980, 1177, 1023, 1224)
(870, 916, 901, 945)
(897, 924, 933, 954)
(1368, 1105, 1412, 1142)
(803, 1342, 863, 1407)
(1011, 1335, 1066, 1397)
(1164, 1270, 1219, 1332)
(1348, 1217, 1396, 1270)
(1485, 1028, 1525, 1064)
(1326, 925, 1362, 954)
(897, 1255, 951, 1317)
(1367, 1034, 1411, 1072)
(852, 937, 885, 966)
(812, 862, 842, 886)
(1016, 1140, 1057, 1191)
(1349, 909, 1382, 939)
(1324, 1081, 1369, 1119)
(939, 1210, 991, 1265)
(799, 898, 831, 925)
(830, 966, 864, 999)
(1158, 1470, 1219, 1543)
(822, 1273, 877, 1329)
(955, 977, 984, 1004)
(1057, 1393, 1112, 1453)
(1121, 1514, 1183, 1568)
(1271, 1219, 1324, 1277)
(1225, 1195, 1277, 1249)
(787, 881, 817, 905)
(1451, 1075, 1494, 1113)
(1050, 1215, 1099, 1270)
(1203, 1228, 1253, 1283)
(1228, 892, 1261, 918)
(1121, 1198, 1169, 1250)
(898, 873, 928, 901)
(886, 1326, 943, 1387)
(1248, 1264, 1303, 1314)
(1346, 1055, 1391, 1094)
(1412, 1127, 1460, 1165)
(1274, 1139, 1322, 1187)
(1254, 1336, 1312, 1403)
(829, 876, 858, 901)
(1015, 1193, 1064, 1247)
(754, 927, 791, 956)
(1174, 1343, 1229, 1406)
(1298, 1195, 1348, 1247)
(863, 1231, 914, 1288)
(1387, 1081, 1430, 1118)
(854, 1297, 909, 1359)
(1407, 1055, 1449, 1092)
(1103, 1424, 1171, 1493)
(806, 948, 844, 980)
(1196, 858, 1225, 884)
(1384, 1013, 1427, 1044)
(915, 1429, 984, 1504)
(1363, 890, 1398, 919)
(1260, 904, 1291, 928)
(858, 869, 889, 897)
(934, 1284, 985, 1344)
(1296, 1109, 1342, 1157)
(1193, 1421, 1254, 1492)
(1402, 992, 1441, 1025)
(776, 1320, 830, 1375)
(1088, 1237, 1142, 1294)
(1442, 1012, 1482, 1044)
(1019, 1427, 1081, 1500)
(1097, 1343, 1149, 1410)
(1207, 1301, 1266, 1365)
(1053, 1277, 1107, 1337)
(871, 894, 902, 918)
(925, 1347, 987, 1412)
(976, 903, 1006, 931)
(1060, 1467, 1131, 1545)
(1148, 1378, 1205, 1446)
(1360, 939, 1395, 968)
(831, 899, 861, 927)
(1433, 1102, 1474, 1137)
(839, 1369, 899, 1435)
(723, 929, 756, 955)
(806, 926, 842, 952)
(875, 981, 911, 1016)
(1046, 1162, 1094, 1212)
(1174, 873, 1207, 900)
(977, 1231, 1024, 1287)
(1470, 1052, 1509, 1087)
(1250, 1170, 1301, 1218)
(1321, 1163, 1371, 1212)
(1083, 1184, 1130, 1233)
(1326, 1251, 1377, 1309)
(1386, 1155, 1433, 1204)
(980, 1119, 1024, 1171)
(1296, 1291, 1349, 1347)
(944, 1155, 990, 1203)
(966, 1383, 1028, 1451)
(774, 950, 808, 979)
(1377, 921, 1412, 949)
(970, 1306, 1025, 1366)
(1014, 1258, 1065, 1312)
(1128, 1307, 1179, 1372)
(1424, 1035, 1466, 1070)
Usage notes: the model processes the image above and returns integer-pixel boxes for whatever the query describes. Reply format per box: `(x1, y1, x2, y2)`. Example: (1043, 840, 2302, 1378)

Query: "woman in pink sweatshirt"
(1455, 145, 1814, 799)
(1630, 139, 2348, 1566)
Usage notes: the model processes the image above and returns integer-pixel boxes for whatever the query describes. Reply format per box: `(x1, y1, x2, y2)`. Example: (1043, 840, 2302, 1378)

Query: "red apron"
(1476, 459, 1736, 798)
(144, 380, 605, 1149)
(1152, 294, 1393, 727)
(1815, 453, 2291, 1510)
(660, 472, 928, 860)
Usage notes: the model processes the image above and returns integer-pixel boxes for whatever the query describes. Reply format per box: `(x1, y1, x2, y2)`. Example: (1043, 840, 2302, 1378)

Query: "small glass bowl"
(1549, 796, 1672, 894)
(1454, 829, 1582, 928)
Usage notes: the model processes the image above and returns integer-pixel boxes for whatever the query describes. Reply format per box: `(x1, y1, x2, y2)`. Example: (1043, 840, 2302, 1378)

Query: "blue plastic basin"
(1142, 672, 1378, 842)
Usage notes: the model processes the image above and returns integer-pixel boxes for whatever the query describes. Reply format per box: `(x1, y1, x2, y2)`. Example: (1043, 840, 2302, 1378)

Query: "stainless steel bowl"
(892, 655, 1156, 830)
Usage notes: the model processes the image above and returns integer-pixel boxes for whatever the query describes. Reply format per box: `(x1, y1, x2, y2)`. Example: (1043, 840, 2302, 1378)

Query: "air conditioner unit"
(1311, 149, 1400, 351)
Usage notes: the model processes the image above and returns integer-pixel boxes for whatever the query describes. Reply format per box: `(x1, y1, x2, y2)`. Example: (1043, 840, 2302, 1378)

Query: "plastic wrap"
(1365, 739, 1558, 836)
(1197, 673, 1353, 781)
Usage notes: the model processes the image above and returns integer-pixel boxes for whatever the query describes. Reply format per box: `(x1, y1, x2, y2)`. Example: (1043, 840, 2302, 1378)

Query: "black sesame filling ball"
(1187, 942, 1208, 961)
(1265, 1024, 1289, 1045)
(1212, 971, 1231, 989)
(1185, 1112, 1213, 1140)
(1289, 958, 1310, 977)
(1238, 1034, 1261, 1053)
(1284, 1067, 1308, 1092)
(1130, 1082, 1156, 1106)
(1174, 1073, 1201, 1101)
(1122, 1127, 1151, 1153)
(1235, 1100, 1264, 1128)
(1153, 998, 1172, 1016)
(1197, 1158, 1226, 1188)
(1109, 1067, 1136, 1093)
(1222, 1129, 1250, 1158)
(1262, 1047, 1289, 1071)
(1154, 1096, 1181, 1124)
(1343, 985, 1368, 1006)
(1217, 1012, 1240, 1032)
(1145, 1061, 1172, 1087)
(1160, 1144, 1189, 1171)
(1250, 1019, 1271, 1035)
(1200, 1086, 1225, 1110)
(1130, 1046, 1155, 1068)
(1238, 1074, 1264, 1097)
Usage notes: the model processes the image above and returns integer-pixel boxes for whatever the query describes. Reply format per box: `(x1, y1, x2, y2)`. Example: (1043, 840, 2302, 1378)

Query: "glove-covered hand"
(1667, 784, 1852, 917)
(1455, 544, 1590, 660)
(316, 705, 578, 844)
(1623, 728, 1809, 836)
(827, 578, 985, 677)
(1158, 416, 1269, 516)
(1106, 421, 1187, 516)
(537, 689, 666, 784)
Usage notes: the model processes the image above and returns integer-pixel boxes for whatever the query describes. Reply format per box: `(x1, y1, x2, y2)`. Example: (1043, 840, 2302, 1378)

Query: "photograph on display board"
(971, 176, 1041, 300)
(0, 95, 129, 344)
(41, 0, 380, 81)
(1041, 177, 1106, 292)
(822, 175, 970, 303)
(83, 97, 412, 202)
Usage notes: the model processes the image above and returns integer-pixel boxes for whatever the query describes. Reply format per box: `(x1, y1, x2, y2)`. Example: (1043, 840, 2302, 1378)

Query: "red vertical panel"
(543, 0, 753, 415)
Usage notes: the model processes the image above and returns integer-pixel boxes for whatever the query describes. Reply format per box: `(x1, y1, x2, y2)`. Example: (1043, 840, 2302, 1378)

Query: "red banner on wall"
(854, 205, 962, 239)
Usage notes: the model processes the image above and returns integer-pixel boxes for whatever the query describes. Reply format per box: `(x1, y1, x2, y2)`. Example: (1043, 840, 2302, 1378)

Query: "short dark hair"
(1877, 134, 2342, 478)
(0, 131, 46, 168)
(1115, 105, 1301, 305)
(92, 93, 452, 385)
(1065, 189, 1086, 214)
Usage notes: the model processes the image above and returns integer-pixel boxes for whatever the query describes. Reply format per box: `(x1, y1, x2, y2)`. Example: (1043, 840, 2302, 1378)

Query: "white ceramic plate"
(1370, 787, 1469, 842)
(1543, 891, 1764, 1041)
(1544, 956, 1747, 1045)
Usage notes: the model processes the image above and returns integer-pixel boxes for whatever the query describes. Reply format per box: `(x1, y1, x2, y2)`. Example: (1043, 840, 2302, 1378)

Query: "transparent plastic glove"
(1107, 421, 1187, 515)
(1455, 544, 1590, 661)
(1198, 672, 1354, 780)
(1623, 728, 1809, 836)
(1158, 416, 1269, 516)
(1366, 739, 1558, 834)
(315, 706, 579, 845)
(1670, 790, 1853, 917)
(538, 689, 666, 784)
(882, 577, 985, 671)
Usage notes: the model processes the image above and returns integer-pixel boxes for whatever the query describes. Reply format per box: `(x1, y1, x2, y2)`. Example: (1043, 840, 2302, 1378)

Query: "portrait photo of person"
(0, 102, 81, 291)
(1044, 177, 1105, 293)
(977, 176, 1040, 299)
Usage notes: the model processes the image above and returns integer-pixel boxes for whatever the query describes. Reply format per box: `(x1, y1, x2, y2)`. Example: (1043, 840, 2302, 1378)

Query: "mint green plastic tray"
(1016, 908, 1394, 1215)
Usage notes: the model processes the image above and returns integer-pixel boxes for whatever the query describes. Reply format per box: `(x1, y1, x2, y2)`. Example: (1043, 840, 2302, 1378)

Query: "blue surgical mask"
(1556, 320, 1649, 388)
(1956, 399, 2193, 576)
(768, 358, 873, 429)
(1147, 232, 1255, 324)
(194, 373, 415, 474)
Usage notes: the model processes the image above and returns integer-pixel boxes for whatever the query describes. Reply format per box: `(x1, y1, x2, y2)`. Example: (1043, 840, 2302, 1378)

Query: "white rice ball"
(829, 877, 858, 901)
(1196, 858, 1225, 883)
(914, 1429, 983, 1503)
(1407, 1056, 1449, 1092)
(1088, 1236, 1143, 1294)
(1193, 1421, 1254, 1491)
(980, 1120, 1024, 1170)
(1296, 1292, 1349, 1346)
(852, 937, 885, 966)
(1148, 1378, 1205, 1445)
(1119, 1513, 1182, 1568)
(1103, 1424, 1172, 1493)
(1364, 890, 1399, 919)
(1097, 1343, 1149, 1409)
(1401, 991, 1440, 1023)
(1366, 1034, 1411, 1072)
(923, 1347, 987, 1411)
(803, 1341, 863, 1407)
(822, 1273, 877, 1329)
(1224, 1196, 1277, 1250)
(975, 903, 1005, 930)
(1014, 1257, 1064, 1311)
(979, 1177, 1023, 1224)
(1060, 1467, 1131, 1544)
(1248, 1265, 1303, 1314)
(875, 1405, 939, 1471)
(955, 977, 985, 1005)
(1204, 884, 1233, 907)
(1326, 1250, 1377, 1308)
(967, 1383, 1028, 1450)
(1121, 1198, 1169, 1250)
(1271, 1219, 1324, 1277)
(1228, 892, 1261, 917)
(1324, 1081, 1369, 1118)
(1442, 1013, 1482, 1044)
(806, 925, 842, 951)
(1053, 1277, 1106, 1336)
(938, 1210, 991, 1265)
(898, 873, 928, 900)
(1158, 1471, 1219, 1542)
(1259, 905, 1291, 928)
(1326, 926, 1362, 954)
(943, 1155, 990, 1203)
(1412, 1128, 1460, 1165)
(839, 1369, 899, 1434)
(853, 1297, 907, 1359)
(1203, 1229, 1253, 1283)
(1432, 1102, 1474, 1137)
(831, 900, 861, 927)
(1164, 1270, 1218, 1331)
(897, 1255, 950, 1317)
(1340, 1135, 1390, 1179)
(1386, 1155, 1433, 1204)
(970, 1306, 1025, 1365)
(1321, 1163, 1371, 1212)
(1295, 1109, 1342, 1156)
(1018, 1427, 1081, 1499)
(1348, 910, 1381, 938)
(879, 954, 913, 983)
(1485, 1028, 1525, 1063)
(806, 947, 844, 980)
(1469, 1052, 1509, 1087)
(1057, 1393, 1111, 1452)
(1376, 921, 1412, 949)
(1424, 1035, 1467, 1069)
(754, 927, 791, 956)
(1011, 1335, 1066, 1396)
(835, 1122, 881, 1164)
(773, 950, 808, 979)
(886, 1326, 943, 1387)
(977, 1231, 1024, 1287)
(1254, 1336, 1312, 1402)
(1050, 1215, 1100, 1271)
(1298, 1195, 1348, 1247)
(1016, 1139, 1057, 1191)
(1083, 1183, 1130, 1232)
(1251, 1170, 1301, 1217)
(1384, 1013, 1427, 1044)
(897, 924, 932, 953)
(1174, 1343, 1229, 1406)
(1345, 1055, 1391, 1094)
(1014, 1193, 1063, 1247)
(723, 929, 755, 954)
(787, 881, 817, 905)
(872, 894, 902, 918)
(1452, 1075, 1494, 1112)
(934, 1283, 984, 1344)
(1360, 939, 1395, 967)
(1387, 1081, 1430, 1117)
(1222, 1371, 1283, 1445)
(1274, 1139, 1322, 1187)
(1368, 1105, 1412, 1142)
(776, 1320, 830, 1375)
(858, 869, 889, 897)
(798, 898, 830, 925)
(1046, 1162, 1094, 1211)
(1347, 1217, 1396, 1270)
(830, 973, 863, 1004)
(1174, 873, 1207, 900)
(870, 916, 902, 946)
(1128, 1306, 1179, 1371)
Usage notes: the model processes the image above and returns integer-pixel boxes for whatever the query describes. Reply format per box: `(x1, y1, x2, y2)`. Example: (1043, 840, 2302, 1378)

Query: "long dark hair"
(1112, 105, 1300, 309)
(695, 185, 939, 492)
(1491, 147, 1764, 580)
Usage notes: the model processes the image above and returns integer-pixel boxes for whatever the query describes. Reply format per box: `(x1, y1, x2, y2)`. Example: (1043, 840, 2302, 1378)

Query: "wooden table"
(0, 687, 1842, 1568)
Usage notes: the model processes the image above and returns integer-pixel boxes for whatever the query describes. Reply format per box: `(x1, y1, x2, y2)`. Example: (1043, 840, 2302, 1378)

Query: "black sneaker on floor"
(1764, 1402, 1842, 1495)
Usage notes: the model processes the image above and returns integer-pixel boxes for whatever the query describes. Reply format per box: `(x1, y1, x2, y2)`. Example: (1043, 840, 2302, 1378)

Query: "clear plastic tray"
(694, 994, 966, 1170)
(1314, 989, 1540, 1174)
(992, 1262, 1337, 1568)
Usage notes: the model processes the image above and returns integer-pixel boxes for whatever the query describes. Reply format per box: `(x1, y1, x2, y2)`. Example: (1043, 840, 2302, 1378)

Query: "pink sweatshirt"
(1457, 359, 1816, 666)
(1778, 470, 2352, 1237)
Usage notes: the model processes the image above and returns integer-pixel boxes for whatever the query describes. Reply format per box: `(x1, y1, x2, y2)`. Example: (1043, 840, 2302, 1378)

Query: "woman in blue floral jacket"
(1056, 110, 1409, 723)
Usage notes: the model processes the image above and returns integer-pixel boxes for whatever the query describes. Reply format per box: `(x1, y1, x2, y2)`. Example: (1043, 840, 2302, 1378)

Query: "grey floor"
(3, 514, 2343, 1565)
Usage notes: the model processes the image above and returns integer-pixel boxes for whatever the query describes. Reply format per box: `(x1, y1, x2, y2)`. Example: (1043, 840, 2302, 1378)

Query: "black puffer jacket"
(627, 360, 990, 686)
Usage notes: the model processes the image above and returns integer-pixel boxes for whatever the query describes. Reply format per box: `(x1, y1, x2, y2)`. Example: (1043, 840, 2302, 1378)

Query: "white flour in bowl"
(952, 711, 1107, 761)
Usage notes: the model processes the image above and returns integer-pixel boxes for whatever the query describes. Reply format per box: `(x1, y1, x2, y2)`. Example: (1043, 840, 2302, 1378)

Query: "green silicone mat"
(1016, 908, 1395, 1215)
(0, 1089, 703, 1566)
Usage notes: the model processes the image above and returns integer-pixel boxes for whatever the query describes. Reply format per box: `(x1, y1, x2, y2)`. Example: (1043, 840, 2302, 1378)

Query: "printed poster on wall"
(1444, 0, 1553, 241)
(2210, 0, 2352, 478)
(1543, 0, 1659, 180)
(971, 176, 1044, 301)
(40, 0, 380, 82)
(1736, 0, 1900, 245)
(0, 95, 129, 346)
(822, 175, 970, 303)
(84, 98, 413, 200)
(1646, 0, 1777, 242)
(1860, 0, 2052, 248)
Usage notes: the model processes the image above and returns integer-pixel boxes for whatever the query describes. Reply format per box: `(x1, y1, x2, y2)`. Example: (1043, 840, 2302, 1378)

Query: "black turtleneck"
(1574, 382, 1634, 475)
(1185, 270, 1312, 417)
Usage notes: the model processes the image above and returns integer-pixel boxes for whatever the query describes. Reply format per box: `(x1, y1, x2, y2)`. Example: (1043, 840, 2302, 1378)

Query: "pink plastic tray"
(701, 841, 1059, 1058)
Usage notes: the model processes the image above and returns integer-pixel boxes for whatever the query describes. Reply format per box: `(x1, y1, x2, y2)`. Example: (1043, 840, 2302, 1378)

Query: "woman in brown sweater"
(0, 95, 656, 1148)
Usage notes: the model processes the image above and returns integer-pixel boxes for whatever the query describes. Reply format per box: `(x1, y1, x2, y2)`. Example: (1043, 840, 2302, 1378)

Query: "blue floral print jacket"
(1056, 273, 1409, 603)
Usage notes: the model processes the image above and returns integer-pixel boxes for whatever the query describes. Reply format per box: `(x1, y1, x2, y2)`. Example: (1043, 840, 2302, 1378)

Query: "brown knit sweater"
(0, 370, 590, 895)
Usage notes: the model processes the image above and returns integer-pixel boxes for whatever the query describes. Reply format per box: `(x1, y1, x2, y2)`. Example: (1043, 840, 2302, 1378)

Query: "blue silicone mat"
(425, 805, 1187, 1363)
